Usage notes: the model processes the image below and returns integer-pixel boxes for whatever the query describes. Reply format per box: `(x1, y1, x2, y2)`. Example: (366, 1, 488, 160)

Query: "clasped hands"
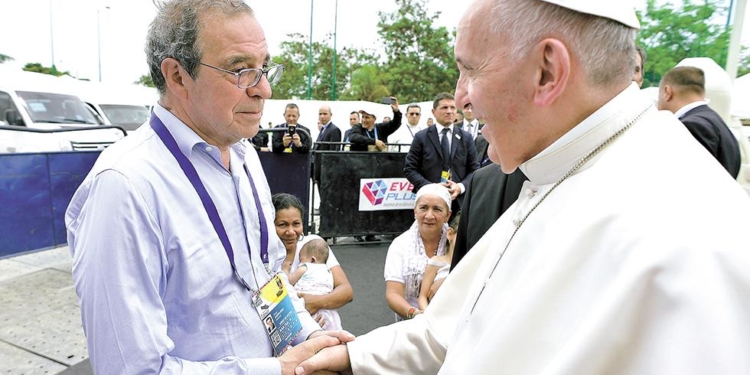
(279, 330, 354, 375)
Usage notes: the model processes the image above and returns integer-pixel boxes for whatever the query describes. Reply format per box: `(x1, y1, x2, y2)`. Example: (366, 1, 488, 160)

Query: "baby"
(418, 212, 460, 311)
(289, 238, 341, 330)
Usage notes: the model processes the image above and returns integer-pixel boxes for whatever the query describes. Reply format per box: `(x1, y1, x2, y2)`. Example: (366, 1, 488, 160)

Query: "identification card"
(441, 170, 451, 183)
(253, 274, 302, 356)
(284, 147, 293, 153)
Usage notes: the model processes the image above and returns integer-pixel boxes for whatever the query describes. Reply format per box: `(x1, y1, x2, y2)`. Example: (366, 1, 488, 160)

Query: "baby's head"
(299, 238, 329, 264)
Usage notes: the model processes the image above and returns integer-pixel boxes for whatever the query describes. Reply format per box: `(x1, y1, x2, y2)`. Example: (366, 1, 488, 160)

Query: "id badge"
(284, 147, 293, 153)
(253, 274, 302, 356)
(441, 170, 451, 183)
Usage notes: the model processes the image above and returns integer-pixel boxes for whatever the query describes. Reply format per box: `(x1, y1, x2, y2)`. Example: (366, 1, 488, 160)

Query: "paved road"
(0, 239, 395, 374)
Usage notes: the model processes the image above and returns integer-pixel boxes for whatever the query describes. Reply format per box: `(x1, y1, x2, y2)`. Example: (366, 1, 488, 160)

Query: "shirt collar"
(675, 100, 709, 119)
(153, 103, 247, 160)
(520, 84, 654, 185)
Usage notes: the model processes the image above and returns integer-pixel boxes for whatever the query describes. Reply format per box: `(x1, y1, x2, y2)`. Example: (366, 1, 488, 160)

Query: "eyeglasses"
(199, 62, 284, 88)
(408, 112, 421, 116)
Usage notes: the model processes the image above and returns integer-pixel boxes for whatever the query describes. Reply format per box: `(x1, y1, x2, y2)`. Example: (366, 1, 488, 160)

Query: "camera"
(287, 125, 296, 136)
(381, 97, 394, 105)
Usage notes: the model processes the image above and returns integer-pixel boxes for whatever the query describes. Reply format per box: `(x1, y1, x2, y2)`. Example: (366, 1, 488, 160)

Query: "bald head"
(318, 105, 332, 126)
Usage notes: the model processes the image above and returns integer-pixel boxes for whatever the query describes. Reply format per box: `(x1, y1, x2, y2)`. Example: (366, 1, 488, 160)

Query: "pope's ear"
(533, 38, 570, 107)
(161, 57, 189, 99)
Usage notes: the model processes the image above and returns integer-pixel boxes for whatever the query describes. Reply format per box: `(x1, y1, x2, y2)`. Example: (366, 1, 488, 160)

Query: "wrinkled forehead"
(456, 0, 495, 56)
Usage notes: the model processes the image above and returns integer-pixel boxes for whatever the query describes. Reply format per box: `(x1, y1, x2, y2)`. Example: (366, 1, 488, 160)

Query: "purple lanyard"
(149, 114, 269, 287)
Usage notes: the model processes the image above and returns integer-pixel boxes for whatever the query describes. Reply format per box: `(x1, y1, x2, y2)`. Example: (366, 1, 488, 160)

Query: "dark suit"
(315, 122, 342, 151)
(349, 111, 402, 152)
(474, 134, 491, 167)
(404, 125, 480, 206)
(271, 123, 312, 154)
(249, 131, 269, 152)
(680, 104, 741, 178)
(451, 166, 527, 270)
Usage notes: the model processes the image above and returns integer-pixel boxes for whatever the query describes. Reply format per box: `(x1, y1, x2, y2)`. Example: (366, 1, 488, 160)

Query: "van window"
(16, 91, 100, 125)
(0, 91, 24, 126)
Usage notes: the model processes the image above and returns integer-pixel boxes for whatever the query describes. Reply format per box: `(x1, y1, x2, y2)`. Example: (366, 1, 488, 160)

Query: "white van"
(0, 66, 127, 153)
(63, 78, 157, 131)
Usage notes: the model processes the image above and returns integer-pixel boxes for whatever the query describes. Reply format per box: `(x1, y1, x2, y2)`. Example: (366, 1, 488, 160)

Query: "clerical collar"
(520, 84, 653, 185)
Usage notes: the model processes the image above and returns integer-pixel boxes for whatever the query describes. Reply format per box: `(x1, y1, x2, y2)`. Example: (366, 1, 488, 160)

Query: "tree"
(637, 0, 732, 87)
(376, 0, 458, 103)
(340, 64, 390, 102)
(271, 33, 377, 100)
(0, 53, 13, 63)
(22, 62, 68, 76)
(135, 74, 155, 88)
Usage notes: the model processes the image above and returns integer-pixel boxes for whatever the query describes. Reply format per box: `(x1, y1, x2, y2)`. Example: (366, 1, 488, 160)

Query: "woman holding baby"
(272, 193, 353, 331)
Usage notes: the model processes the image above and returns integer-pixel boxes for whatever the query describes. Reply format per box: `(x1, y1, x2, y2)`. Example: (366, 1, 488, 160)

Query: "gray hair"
(146, 0, 254, 95)
(489, 0, 636, 87)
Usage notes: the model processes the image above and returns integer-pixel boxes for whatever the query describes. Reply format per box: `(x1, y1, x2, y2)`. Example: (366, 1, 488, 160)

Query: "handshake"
(279, 330, 354, 375)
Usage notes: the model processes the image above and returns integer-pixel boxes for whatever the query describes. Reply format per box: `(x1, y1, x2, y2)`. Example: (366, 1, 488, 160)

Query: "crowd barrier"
(0, 138, 415, 257)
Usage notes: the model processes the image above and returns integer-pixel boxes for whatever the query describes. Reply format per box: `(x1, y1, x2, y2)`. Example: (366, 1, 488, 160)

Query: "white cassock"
(388, 123, 424, 152)
(347, 84, 750, 374)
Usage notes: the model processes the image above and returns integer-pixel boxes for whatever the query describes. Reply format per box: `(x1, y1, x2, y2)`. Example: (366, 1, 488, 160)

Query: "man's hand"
(390, 96, 400, 112)
(283, 133, 292, 147)
(443, 180, 460, 200)
(292, 134, 302, 147)
(295, 344, 353, 375)
(375, 140, 386, 151)
(279, 335, 341, 375)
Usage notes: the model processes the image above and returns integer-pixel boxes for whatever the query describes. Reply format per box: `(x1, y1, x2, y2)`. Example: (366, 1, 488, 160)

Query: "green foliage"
(376, 0, 458, 103)
(340, 64, 390, 102)
(0, 53, 13, 63)
(271, 33, 377, 100)
(637, 0, 732, 87)
(22, 62, 67, 76)
(134, 74, 155, 87)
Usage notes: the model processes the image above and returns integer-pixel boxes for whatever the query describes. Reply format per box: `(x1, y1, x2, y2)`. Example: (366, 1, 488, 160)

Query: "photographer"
(272, 103, 312, 154)
(349, 97, 402, 152)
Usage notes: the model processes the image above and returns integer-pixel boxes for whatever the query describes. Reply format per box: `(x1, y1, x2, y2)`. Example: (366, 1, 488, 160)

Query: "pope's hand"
(295, 344, 352, 375)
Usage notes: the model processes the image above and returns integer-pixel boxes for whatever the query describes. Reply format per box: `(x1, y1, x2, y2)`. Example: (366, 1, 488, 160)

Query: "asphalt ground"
(53, 239, 394, 375)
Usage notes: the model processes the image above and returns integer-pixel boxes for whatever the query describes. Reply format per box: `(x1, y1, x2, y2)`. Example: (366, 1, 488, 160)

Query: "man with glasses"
(389, 104, 425, 152)
(66, 1, 351, 374)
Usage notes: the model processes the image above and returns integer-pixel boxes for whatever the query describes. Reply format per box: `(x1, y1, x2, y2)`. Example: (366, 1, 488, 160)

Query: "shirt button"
(512, 218, 521, 227)
(205, 146, 213, 152)
(525, 188, 535, 198)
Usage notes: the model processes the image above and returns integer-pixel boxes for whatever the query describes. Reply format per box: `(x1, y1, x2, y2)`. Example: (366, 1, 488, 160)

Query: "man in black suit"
(657, 66, 741, 178)
(404, 92, 480, 211)
(315, 105, 341, 151)
(342, 112, 359, 151)
(271, 103, 312, 154)
(450, 166, 527, 270)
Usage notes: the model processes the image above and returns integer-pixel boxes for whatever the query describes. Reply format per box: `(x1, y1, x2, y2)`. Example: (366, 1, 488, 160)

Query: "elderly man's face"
(454, 0, 533, 172)
(182, 13, 271, 146)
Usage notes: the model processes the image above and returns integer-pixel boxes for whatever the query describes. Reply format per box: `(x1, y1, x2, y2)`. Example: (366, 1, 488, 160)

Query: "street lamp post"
(49, 0, 56, 75)
(331, 0, 338, 101)
(98, 6, 110, 82)
(307, 0, 314, 100)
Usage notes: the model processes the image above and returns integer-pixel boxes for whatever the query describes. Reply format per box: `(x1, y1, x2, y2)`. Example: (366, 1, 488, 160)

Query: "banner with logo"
(359, 178, 416, 211)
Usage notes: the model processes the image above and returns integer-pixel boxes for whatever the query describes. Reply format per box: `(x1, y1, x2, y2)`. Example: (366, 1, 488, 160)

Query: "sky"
(0, 0, 748, 86)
